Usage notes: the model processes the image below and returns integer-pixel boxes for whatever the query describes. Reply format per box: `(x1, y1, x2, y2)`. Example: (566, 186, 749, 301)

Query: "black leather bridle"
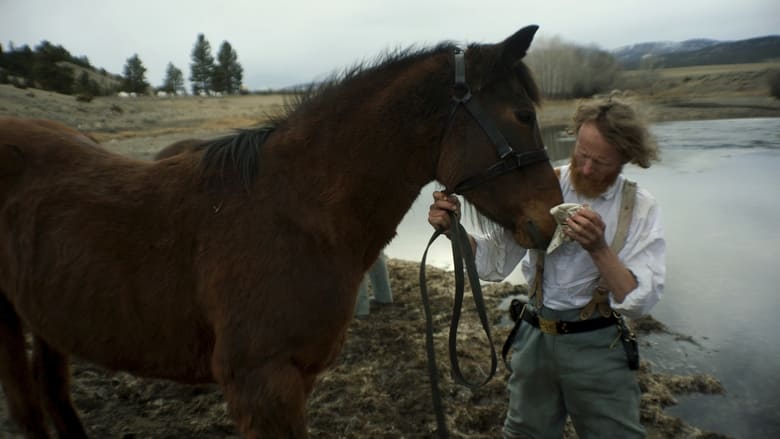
(443, 48, 550, 195)
(419, 48, 553, 438)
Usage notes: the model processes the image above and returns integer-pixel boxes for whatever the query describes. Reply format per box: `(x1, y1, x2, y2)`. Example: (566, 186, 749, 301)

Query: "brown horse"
(0, 25, 562, 438)
(152, 137, 209, 160)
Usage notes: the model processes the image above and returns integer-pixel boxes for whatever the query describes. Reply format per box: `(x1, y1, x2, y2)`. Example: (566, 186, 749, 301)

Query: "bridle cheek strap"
(443, 49, 550, 195)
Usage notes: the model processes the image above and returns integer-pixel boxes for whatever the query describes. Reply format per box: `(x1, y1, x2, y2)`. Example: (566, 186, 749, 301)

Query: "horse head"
(436, 25, 562, 249)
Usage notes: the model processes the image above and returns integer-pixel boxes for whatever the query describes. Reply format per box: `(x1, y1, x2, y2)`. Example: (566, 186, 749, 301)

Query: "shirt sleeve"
(473, 228, 528, 282)
(609, 189, 666, 318)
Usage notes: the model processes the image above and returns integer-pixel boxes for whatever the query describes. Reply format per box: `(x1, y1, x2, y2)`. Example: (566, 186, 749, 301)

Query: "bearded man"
(428, 98, 665, 439)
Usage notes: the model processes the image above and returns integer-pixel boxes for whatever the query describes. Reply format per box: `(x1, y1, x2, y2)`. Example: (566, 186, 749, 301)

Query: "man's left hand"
(564, 207, 608, 253)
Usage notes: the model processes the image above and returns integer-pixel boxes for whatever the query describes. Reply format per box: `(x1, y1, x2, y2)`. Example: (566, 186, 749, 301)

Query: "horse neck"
(270, 54, 451, 260)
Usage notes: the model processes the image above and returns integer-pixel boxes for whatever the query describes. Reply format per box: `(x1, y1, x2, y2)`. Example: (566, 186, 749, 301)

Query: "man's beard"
(569, 153, 621, 198)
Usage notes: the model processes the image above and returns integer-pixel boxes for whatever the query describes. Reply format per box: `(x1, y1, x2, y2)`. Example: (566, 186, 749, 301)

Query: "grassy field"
(1, 61, 779, 159)
(616, 61, 780, 99)
(650, 61, 780, 78)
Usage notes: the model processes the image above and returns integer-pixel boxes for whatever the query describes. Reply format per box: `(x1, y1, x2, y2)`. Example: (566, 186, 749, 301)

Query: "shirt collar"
(600, 174, 624, 201)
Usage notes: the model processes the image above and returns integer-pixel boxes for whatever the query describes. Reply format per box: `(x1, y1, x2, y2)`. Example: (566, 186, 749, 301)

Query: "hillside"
(613, 35, 780, 69)
(1, 58, 778, 162)
(57, 60, 123, 92)
(615, 61, 780, 103)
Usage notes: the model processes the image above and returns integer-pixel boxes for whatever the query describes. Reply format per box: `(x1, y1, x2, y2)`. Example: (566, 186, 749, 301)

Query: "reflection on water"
(624, 118, 780, 438)
(385, 117, 780, 438)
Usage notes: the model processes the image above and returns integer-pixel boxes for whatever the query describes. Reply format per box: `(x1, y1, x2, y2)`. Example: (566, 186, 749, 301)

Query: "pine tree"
(122, 54, 149, 94)
(162, 62, 185, 95)
(212, 41, 243, 94)
(75, 71, 101, 96)
(33, 41, 75, 94)
(189, 33, 215, 95)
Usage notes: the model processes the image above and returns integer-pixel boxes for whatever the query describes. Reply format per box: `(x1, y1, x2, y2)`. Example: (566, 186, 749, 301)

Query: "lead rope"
(419, 210, 499, 438)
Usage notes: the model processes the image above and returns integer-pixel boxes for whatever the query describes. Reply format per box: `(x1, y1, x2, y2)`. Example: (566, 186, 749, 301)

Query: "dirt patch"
(0, 260, 727, 438)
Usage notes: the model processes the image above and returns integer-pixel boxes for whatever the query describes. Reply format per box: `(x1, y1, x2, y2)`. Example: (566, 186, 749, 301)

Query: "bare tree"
(526, 36, 620, 99)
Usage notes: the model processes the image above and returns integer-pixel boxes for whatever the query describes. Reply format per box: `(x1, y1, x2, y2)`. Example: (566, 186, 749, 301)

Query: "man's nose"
(582, 159, 594, 175)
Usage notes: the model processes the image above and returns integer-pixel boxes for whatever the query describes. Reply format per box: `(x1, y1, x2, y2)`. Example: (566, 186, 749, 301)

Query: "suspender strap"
(528, 249, 544, 307)
(612, 179, 637, 254)
(579, 179, 638, 320)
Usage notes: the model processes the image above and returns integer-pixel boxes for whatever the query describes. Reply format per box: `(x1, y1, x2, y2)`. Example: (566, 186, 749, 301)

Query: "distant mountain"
(612, 36, 780, 69)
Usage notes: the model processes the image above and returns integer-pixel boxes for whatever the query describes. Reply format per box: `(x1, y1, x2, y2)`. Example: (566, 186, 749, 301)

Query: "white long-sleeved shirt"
(474, 165, 665, 319)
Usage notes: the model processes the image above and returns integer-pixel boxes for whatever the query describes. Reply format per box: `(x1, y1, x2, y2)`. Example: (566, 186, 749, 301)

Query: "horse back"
(0, 117, 217, 380)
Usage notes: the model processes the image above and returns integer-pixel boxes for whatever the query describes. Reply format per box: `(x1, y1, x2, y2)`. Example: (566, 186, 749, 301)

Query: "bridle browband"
(443, 48, 550, 194)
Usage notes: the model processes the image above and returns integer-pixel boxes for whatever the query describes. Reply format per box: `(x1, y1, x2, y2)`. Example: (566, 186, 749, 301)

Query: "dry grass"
(649, 62, 780, 78)
(0, 260, 729, 438)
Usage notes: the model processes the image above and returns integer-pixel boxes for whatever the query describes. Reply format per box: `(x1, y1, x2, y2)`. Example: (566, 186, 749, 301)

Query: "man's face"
(569, 121, 623, 198)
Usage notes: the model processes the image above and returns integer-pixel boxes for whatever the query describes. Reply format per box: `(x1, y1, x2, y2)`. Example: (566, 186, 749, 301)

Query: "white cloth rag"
(546, 203, 585, 255)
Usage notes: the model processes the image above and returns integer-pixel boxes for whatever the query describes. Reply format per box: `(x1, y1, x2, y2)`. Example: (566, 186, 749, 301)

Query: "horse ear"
(500, 25, 539, 62)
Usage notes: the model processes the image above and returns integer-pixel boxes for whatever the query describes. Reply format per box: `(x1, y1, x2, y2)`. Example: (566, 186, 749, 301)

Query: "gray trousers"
(354, 253, 392, 317)
(503, 306, 644, 439)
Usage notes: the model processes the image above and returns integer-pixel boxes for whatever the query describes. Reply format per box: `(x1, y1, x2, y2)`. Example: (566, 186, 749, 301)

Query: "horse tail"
(0, 144, 25, 201)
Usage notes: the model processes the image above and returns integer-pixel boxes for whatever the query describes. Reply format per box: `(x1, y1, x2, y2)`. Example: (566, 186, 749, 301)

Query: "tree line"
(0, 33, 243, 96)
(0, 40, 104, 95)
(524, 36, 621, 100)
(10, 34, 733, 100)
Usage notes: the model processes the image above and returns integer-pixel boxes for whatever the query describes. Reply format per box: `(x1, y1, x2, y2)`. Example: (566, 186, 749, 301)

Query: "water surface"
(384, 117, 780, 438)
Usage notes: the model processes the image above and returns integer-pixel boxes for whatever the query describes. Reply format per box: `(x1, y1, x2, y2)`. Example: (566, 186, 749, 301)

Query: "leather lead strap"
(419, 210, 499, 438)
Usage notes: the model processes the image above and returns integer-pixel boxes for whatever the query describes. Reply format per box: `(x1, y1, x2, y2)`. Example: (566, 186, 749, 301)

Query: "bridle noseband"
(443, 48, 550, 194)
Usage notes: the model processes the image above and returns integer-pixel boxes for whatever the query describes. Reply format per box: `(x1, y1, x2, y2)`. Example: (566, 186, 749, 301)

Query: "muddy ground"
(1, 73, 778, 438)
(0, 260, 726, 438)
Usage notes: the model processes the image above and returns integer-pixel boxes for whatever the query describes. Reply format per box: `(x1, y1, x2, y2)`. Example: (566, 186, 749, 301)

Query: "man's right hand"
(428, 191, 460, 235)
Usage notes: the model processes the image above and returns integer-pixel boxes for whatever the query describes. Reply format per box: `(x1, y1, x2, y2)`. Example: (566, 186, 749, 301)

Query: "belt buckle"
(538, 317, 559, 334)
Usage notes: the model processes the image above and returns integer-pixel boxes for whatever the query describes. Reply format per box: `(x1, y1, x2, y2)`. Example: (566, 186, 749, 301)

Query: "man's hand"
(428, 191, 460, 235)
(564, 206, 608, 253)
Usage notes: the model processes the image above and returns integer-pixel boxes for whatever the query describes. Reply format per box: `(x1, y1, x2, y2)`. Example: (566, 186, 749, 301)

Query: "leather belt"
(522, 308, 617, 335)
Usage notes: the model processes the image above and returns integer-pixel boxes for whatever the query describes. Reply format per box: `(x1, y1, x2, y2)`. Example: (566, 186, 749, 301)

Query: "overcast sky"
(2, 0, 778, 90)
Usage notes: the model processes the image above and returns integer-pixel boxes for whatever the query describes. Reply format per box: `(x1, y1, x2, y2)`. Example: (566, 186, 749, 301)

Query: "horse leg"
(215, 356, 311, 438)
(31, 337, 88, 439)
(0, 294, 50, 439)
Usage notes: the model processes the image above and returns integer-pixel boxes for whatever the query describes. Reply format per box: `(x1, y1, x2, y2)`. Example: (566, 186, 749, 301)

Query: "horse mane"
(199, 126, 275, 190)
(279, 43, 457, 115)
(199, 43, 457, 191)
(198, 40, 542, 192)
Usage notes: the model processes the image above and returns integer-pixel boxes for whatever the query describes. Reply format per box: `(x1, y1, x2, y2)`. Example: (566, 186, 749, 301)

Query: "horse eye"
(514, 110, 535, 125)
